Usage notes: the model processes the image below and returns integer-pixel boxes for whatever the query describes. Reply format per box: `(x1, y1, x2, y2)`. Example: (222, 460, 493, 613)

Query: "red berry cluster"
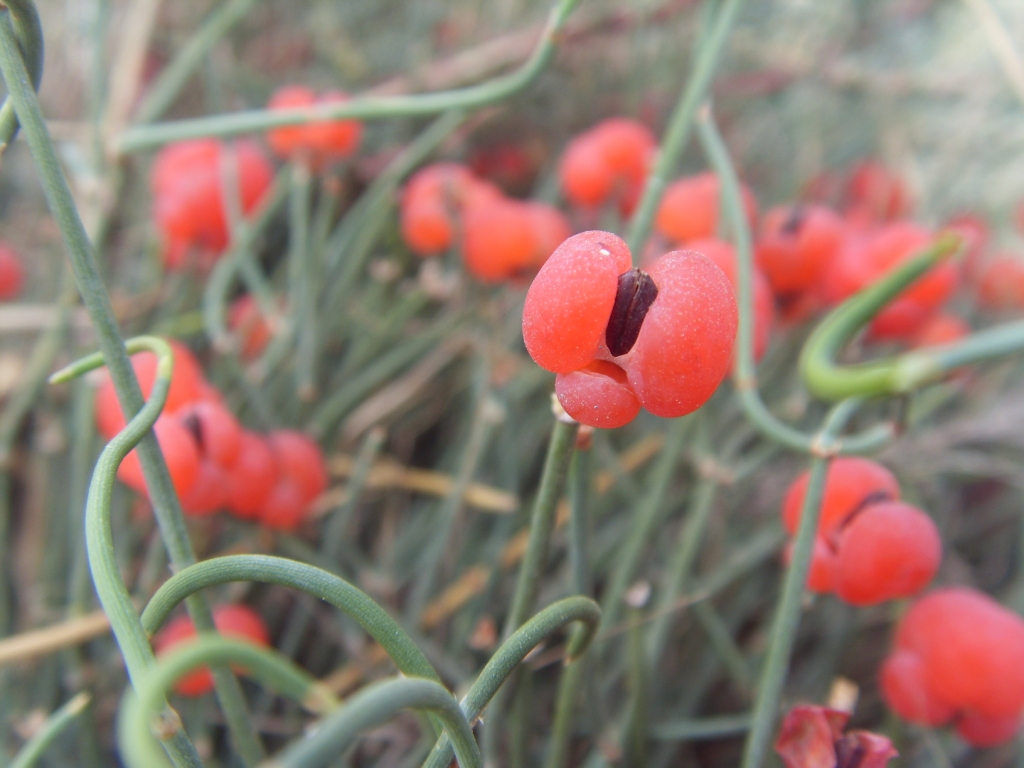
(94, 341, 327, 530)
(523, 231, 738, 428)
(266, 85, 363, 169)
(559, 118, 656, 216)
(152, 604, 270, 697)
(0, 242, 24, 300)
(781, 457, 940, 606)
(152, 139, 274, 272)
(400, 162, 570, 283)
(881, 588, 1024, 747)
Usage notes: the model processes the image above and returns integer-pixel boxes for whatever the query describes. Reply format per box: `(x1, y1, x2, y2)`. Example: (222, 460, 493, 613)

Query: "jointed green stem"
(115, 0, 581, 152)
(625, 0, 747, 258)
(739, 398, 862, 768)
(422, 596, 601, 768)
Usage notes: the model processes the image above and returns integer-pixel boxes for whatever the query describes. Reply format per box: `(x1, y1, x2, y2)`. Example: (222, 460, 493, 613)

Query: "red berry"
(782, 458, 899, 540)
(266, 430, 327, 504)
(267, 86, 362, 168)
(882, 588, 1024, 742)
(756, 205, 846, 297)
(0, 243, 25, 300)
(555, 361, 641, 429)
(976, 253, 1024, 311)
(686, 238, 775, 362)
(559, 118, 655, 215)
(821, 223, 957, 340)
(179, 460, 229, 517)
(943, 213, 989, 281)
(228, 295, 272, 360)
(117, 415, 200, 499)
(94, 341, 205, 439)
(461, 197, 541, 282)
(910, 313, 969, 349)
(399, 163, 498, 257)
(844, 160, 910, 224)
(152, 604, 270, 697)
(523, 231, 633, 373)
(654, 172, 758, 245)
(627, 250, 737, 417)
(224, 431, 278, 519)
(152, 139, 272, 270)
(832, 501, 940, 606)
(258, 477, 308, 531)
(175, 400, 243, 469)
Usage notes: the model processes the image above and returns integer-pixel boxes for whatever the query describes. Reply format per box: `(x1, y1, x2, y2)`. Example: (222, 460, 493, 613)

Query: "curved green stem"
(626, 0, 747, 257)
(116, 0, 581, 152)
(422, 596, 601, 768)
(119, 636, 337, 768)
(697, 108, 894, 456)
(140, 554, 441, 684)
(10, 692, 90, 768)
(0, 0, 43, 150)
(798, 233, 1009, 401)
(268, 677, 481, 768)
(0, 13, 261, 762)
(739, 398, 862, 768)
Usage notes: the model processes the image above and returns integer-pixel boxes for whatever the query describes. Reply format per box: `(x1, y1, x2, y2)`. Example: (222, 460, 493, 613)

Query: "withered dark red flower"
(775, 706, 897, 768)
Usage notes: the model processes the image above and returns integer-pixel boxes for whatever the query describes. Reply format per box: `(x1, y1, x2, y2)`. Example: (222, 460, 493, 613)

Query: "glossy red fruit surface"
(267, 85, 362, 168)
(554, 361, 641, 429)
(845, 160, 910, 224)
(832, 501, 940, 605)
(756, 204, 846, 296)
(655, 172, 757, 245)
(179, 460, 229, 517)
(559, 118, 654, 214)
(461, 197, 540, 282)
(176, 400, 242, 469)
(0, 244, 24, 300)
(224, 431, 278, 519)
(153, 604, 270, 697)
(117, 415, 200, 498)
(258, 477, 308, 530)
(523, 231, 633, 374)
(267, 430, 327, 504)
(626, 250, 737, 418)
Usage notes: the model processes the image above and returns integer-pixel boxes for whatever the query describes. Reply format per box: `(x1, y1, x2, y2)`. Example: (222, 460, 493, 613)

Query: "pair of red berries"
(400, 162, 570, 283)
(95, 341, 327, 530)
(151, 139, 274, 271)
(152, 604, 270, 697)
(266, 85, 363, 169)
(782, 457, 940, 606)
(654, 171, 759, 246)
(559, 118, 656, 216)
(882, 587, 1024, 747)
(523, 231, 738, 428)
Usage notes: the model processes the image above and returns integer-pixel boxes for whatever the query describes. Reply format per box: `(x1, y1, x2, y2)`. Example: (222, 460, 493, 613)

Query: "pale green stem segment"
(740, 398, 863, 768)
(268, 677, 481, 768)
(625, 0, 748, 258)
(0, 0, 43, 150)
(10, 692, 90, 768)
(798, 233, 1024, 400)
(140, 554, 441, 684)
(115, 0, 582, 152)
(0, 7, 262, 760)
(421, 596, 601, 768)
(697, 109, 894, 456)
(118, 636, 338, 768)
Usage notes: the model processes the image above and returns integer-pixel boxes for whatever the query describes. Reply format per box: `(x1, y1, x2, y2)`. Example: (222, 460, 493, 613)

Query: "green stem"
(600, 418, 690, 629)
(10, 692, 90, 768)
(625, 0, 747, 257)
(0, 0, 43, 150)
(287, 163, 318, 400)
(131, 0, 258, 125)
(422, 595, 601, 768)
(116, 0, 581, 151)
(119, 636, 337, 768)
(503, 416, 580, 636)
(649, 714, 751, 741)
(269, 677, 480, 768)
(0, 14, 263, 762)
(697, 108, 894, 456)
(739, 398, 862, 768)
(140, 554, 441, 684)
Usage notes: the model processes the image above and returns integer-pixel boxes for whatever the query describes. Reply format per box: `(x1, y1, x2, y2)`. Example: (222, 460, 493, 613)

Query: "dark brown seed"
(605, 268, 659, 357)
(181, 413, 205, 450)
